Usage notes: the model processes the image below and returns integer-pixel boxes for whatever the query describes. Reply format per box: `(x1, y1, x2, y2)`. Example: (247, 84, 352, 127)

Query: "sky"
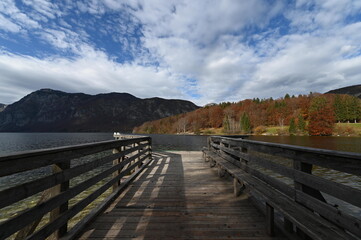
(0, 0, 361, 106)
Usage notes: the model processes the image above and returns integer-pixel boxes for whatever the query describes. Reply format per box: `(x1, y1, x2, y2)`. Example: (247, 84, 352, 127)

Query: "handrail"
(207, 136, 361, 239)
(0, 136, 152, 240)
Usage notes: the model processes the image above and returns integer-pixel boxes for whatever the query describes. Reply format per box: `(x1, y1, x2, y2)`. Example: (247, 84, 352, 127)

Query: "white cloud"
(0, 14, 21, 33)
(0, 0, 40, 32)
(0, 0, 361, 106)
(0, 50, 186, 104)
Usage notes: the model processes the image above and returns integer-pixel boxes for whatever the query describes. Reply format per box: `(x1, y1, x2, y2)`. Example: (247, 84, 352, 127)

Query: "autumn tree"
(209, 106, 224, 127)
(308, 96, 335, 136)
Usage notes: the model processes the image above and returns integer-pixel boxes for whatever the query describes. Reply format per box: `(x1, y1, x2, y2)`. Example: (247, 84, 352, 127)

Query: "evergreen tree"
(289, 118, 296, 135)
(297, 114, 306, 132)
(344, 95, 352, 122)
(333, 95, 344, 123)
(349, 96, 361, 123)
(240, 112, 251, 133)
(285, 93, 290, 99)
(223, 116, 230, 133)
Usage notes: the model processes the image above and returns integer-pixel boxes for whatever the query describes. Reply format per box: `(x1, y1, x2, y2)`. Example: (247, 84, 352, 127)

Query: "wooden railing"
(0, 136, 152, 240)
(207, 136, 361, 240)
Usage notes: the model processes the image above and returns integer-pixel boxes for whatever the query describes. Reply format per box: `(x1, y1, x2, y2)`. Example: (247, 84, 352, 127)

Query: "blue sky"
(0, 0, 361, 105)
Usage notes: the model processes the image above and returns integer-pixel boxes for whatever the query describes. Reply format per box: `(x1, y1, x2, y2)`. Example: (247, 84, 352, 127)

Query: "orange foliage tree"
(308, 96, 335, 136)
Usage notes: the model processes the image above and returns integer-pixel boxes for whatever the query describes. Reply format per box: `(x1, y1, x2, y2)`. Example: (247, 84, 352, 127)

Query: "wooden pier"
(0, 136, 360, 240)
(78, 151, 282, 239)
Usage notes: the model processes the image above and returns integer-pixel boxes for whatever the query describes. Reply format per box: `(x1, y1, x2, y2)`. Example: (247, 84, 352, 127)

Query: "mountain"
(0, 104, 6, 112)
(0, 89, 199, 132)
(326, 84, 361, 98)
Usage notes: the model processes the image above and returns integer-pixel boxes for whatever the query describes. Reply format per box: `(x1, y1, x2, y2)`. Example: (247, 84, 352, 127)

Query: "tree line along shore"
(133, 93, 361, 136)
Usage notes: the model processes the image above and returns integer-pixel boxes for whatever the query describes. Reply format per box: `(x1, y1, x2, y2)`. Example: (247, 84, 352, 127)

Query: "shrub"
(253, 125, 267, 135)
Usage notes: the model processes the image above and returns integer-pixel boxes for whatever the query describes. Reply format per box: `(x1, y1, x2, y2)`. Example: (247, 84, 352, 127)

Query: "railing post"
(293, 160, 325, 239)
(294, 161, 326, 202)
(148, 138, 152, 159)
(49, 161, 70, 239)
(112, 146, 123, 191)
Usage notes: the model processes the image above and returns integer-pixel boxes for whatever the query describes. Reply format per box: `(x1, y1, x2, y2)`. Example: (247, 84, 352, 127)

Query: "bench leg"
(217, 166, 226, 177)
(284, 217, 293, 233)
(209, 159, 216, 168)
(233, 178, 245, 197)
(266, 203, 275, 236)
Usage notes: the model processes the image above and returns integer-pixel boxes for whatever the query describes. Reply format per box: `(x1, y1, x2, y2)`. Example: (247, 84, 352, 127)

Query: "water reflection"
(249, 135, 361, 153)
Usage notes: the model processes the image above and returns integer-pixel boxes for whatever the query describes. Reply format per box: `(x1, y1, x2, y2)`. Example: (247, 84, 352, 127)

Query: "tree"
(333, 95, 344, 123)
(289, 118, 296, 135)
(223, 116, 230, 133)
(308, 96, 335, 136)
(177, 117, 188, 133)
(349, 96, 361, 123)
(240, 112, 251, 133)
(297, 114, 306, 132)
(209, 106, 224, 128)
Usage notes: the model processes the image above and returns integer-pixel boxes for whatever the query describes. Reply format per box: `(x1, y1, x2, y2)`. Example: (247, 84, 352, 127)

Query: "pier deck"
(78, 151, 283, 240)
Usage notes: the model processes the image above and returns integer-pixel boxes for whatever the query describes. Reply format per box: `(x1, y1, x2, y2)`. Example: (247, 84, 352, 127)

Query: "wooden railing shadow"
(81, 151, 188, 239)
(0, 137, 152, 240)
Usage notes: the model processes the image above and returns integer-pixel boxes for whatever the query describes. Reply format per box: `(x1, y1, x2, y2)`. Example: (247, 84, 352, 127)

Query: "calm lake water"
(0, 132, 360, 155)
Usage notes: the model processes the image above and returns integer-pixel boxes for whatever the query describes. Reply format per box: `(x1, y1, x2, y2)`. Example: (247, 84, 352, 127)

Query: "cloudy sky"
(0, 0, 360, 105)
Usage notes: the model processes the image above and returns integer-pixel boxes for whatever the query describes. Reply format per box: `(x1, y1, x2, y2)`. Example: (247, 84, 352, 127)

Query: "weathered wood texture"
(0, 137, 152, 240)
(77, 151, 285, 240)
(207, 136, 361, 240)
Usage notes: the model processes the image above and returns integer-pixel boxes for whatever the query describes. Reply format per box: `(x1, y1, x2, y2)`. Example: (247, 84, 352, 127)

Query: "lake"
(0, 132, 360, 155)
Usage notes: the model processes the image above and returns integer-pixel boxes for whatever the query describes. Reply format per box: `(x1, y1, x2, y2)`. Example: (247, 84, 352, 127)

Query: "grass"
(334, 122, 361, 136)
(198, 122, 361, 136)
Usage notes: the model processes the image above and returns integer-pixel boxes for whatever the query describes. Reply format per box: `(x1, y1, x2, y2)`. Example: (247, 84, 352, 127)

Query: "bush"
(253, 125, 267, 135)
(334, 125, 356, 136)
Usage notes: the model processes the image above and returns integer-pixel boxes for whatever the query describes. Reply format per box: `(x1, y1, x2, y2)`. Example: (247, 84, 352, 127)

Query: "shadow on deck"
(78, 151, 284, 240)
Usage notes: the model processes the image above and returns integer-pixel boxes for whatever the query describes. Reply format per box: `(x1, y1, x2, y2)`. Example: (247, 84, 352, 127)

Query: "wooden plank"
(222, 138, 361, 176)
(0, 144, 147, 209)
(294, 169, 361, 208)
(296, 190, 361, 237)
(0, 150, 149, 239)
(206, 149, 356, 240)
(77, 151, 281, 240)
(220, 142, 295, 179)
(0, 137, 150, 177)
(29, 156, 152, 240)
(231, 168, 355, 240)
(9, 144, 147, 203)
(209, 151, 294, 198)
(61, 157, 152, 240)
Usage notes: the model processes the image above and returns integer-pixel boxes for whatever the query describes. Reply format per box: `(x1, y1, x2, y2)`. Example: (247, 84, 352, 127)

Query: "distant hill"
(0, 104, 6, 112)
(0, 89, 199, 132)
(326, 84, 361, 98)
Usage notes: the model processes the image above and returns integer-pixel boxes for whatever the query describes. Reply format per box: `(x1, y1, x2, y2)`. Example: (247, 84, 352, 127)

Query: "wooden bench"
(202, 145, 360, 240)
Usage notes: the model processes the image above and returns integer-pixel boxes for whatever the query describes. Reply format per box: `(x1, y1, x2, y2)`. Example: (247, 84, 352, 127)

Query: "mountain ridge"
(0, 89, 199, 132)
(325, 84, 361, 98)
